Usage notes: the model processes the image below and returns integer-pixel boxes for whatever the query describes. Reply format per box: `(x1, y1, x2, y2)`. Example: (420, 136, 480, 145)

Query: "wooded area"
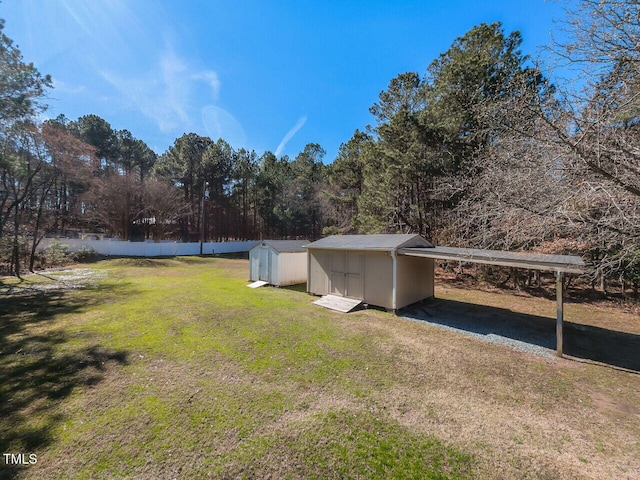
(1, 0, 638, 294)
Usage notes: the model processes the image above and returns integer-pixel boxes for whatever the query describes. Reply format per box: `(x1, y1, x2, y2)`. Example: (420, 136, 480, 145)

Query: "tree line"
(327, 1, 640, 293)
(1, 0, 639, 293)
(0, 103, 328, 273)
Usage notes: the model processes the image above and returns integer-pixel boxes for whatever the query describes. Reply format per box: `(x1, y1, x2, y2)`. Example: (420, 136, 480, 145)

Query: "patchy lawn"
(1, 258, 638, 479)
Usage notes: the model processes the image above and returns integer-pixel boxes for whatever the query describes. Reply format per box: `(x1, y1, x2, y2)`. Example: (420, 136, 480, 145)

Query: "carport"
(399, 246, 585, 357)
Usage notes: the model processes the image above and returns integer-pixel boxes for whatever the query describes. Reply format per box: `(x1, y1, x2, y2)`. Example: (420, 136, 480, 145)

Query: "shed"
(305, 234, 434, 311)
(249, 240, 309, 286)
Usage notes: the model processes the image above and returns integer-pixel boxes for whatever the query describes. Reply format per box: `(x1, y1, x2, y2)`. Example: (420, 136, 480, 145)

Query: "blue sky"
(3, 0, 568, 162)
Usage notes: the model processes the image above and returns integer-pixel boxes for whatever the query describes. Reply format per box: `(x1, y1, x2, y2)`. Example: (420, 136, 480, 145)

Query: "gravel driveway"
(401, 297, 640, 371)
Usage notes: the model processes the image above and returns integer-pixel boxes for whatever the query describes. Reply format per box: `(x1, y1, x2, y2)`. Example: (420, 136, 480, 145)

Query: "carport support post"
(391, 249, 398, 313)
(556, 271, 564, 357)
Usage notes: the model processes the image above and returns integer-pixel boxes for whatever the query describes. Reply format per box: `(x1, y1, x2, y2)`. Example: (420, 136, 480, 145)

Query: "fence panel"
(38, 238, 259, 257)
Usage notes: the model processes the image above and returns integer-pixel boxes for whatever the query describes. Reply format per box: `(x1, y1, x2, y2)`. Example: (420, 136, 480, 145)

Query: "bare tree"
(83, 172, 144, 240)
(142, 179, 189, 241)
(543, 0, 640, 282)
(458, 0, 640, 291)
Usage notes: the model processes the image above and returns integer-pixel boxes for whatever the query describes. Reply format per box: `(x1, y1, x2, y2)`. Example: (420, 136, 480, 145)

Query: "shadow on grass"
(0, 284, 131, 480)
(210, 252, 249, 260)
(108, 257, 175, 267)
(403, 298, 640, 373)
(281, 283, 307, 293)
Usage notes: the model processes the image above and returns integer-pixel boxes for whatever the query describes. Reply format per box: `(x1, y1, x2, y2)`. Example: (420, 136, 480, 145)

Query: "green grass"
(215, 410, 473, 479)
(0, 258, 476, 479)
(3, 257, 640, 479)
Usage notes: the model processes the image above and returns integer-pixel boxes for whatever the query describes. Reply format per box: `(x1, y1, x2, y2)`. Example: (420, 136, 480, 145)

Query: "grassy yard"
(1, 258, 638, 479)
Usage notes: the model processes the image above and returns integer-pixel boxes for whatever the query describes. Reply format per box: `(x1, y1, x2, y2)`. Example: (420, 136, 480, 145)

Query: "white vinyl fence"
(38, 238, 260, 257)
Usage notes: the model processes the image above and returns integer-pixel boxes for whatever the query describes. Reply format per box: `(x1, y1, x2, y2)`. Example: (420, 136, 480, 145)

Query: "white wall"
(276, 251, 307, 286)
(38, 238, 259, 257)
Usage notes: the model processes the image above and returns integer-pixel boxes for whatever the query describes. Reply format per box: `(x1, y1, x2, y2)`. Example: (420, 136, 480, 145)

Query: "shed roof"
(305, 234, 433, 251)
(253, 240, 309, 253)
(399, 246, 585, 274)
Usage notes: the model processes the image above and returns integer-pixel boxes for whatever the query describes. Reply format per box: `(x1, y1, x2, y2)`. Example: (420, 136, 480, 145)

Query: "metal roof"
(305, 234, 433, 251)
(399, 246, 585, 274)
(253, 240, 309, 253)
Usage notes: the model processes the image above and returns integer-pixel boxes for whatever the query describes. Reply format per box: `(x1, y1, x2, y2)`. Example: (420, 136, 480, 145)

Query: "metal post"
(306, 247, 311, 293)
(199, 182, 208, 255)
(199, 193, 205, 255)
(556, 271, 564, 357)
(391, 250, 397, 312)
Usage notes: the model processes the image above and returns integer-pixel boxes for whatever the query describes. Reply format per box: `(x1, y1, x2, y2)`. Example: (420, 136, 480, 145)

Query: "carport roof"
(305, 234, 433, 251)
(399, 246, 585, 274)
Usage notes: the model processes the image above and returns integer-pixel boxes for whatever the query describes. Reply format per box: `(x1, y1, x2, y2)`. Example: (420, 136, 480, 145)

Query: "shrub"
(40, 240, 73, 268)
(73, 246, 99, 263)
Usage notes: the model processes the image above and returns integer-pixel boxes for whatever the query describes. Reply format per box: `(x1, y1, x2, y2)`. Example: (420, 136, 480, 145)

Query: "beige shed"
(249, 240, 309, 286)
(305, 234, 434, 311)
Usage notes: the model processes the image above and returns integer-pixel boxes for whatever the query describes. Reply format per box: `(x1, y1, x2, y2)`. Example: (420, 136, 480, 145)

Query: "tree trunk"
(600, 271, 607, 295)
(29, 189, 48, 272)
(12, 212, 21, 278)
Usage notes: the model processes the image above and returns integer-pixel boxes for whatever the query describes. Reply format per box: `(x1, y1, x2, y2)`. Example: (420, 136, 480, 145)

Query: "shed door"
(250, 251, 260, 281)
(329, 252, 346, 296)
(259, 247, 270, 281)
(346, 253, 363, 299)
(329, 252, 363, 299)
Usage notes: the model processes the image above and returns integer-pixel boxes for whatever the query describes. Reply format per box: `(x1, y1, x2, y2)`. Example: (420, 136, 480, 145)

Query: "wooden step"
(313, 294, 363, 313)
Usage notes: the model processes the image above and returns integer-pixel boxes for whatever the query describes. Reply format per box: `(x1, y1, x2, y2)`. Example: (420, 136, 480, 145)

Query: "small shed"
(305, 234, 434, 311)
(249, 240, 309, 286)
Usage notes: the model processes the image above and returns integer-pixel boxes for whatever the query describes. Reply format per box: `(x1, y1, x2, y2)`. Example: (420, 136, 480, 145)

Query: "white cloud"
(52, 79, 86, 94)
(61, 0, 141, 61)
(202, 105, 247, 148)
(192, 71, 221, 101)
(159, 50, 190, 126)
(100, 49, 231, 136)
(275, 116, 307, 157)
(50, 2, 241, 147)
(100, 69, 183, 133)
